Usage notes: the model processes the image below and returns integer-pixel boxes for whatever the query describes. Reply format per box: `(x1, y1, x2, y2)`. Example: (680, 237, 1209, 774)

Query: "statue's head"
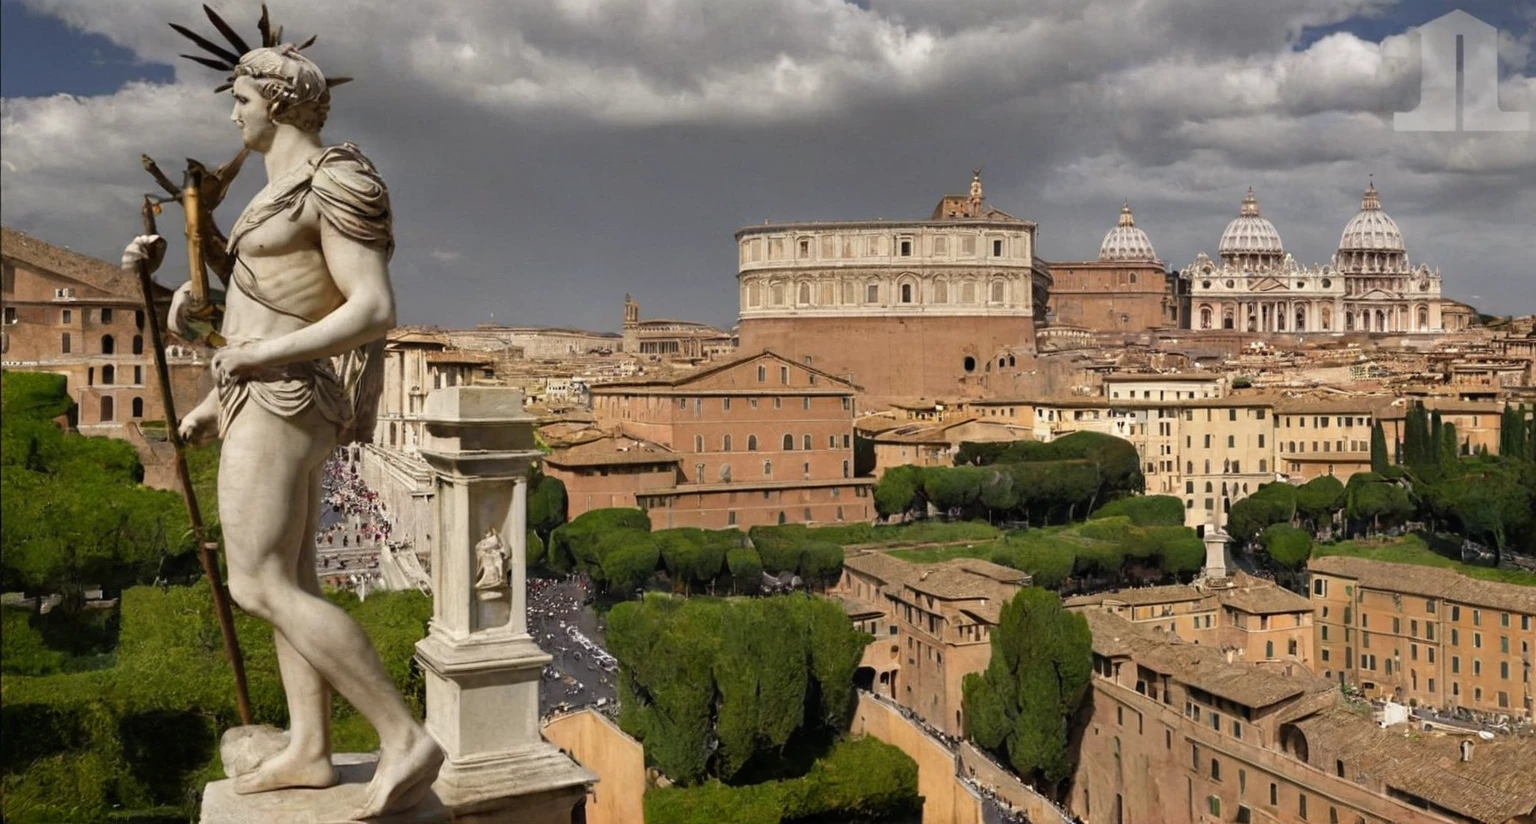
(230, 45, 330, 147)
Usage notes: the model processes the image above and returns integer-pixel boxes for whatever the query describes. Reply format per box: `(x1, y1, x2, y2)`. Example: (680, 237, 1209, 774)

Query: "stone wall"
(957, 742, 1076, 824)
(541, 710, 645, 824)
(849, 692, 983, 824)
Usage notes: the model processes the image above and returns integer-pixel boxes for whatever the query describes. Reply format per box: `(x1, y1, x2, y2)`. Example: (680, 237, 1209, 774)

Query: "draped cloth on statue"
(219, 143, 391, 445)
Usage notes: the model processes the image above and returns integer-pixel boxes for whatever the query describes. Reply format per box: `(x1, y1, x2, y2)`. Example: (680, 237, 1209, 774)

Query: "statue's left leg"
(246, 459, 338, 792)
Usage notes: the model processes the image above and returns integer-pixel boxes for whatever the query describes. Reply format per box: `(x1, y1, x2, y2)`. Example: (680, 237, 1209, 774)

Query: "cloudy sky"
(3, 0, 1533, 332)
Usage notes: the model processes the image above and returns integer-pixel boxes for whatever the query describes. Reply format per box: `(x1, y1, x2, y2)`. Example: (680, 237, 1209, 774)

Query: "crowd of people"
(315, 454, 396, 594)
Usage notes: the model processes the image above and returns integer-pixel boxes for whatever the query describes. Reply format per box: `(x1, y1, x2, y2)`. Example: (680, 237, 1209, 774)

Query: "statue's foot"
(232, 745, 340, 794)
(351, 728, 442, 819)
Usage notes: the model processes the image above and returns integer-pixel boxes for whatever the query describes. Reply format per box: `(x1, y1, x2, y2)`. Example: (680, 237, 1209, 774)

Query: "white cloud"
(1, 0, 1532, 327)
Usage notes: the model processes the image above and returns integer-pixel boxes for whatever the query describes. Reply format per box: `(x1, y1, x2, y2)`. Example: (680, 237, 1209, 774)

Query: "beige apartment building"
(1030, 396, 1276, 532)
(1071, 609, 1536, 824)
(1309, 556, 1536, 719)
(832, 551, 1029, 737)
(1273, 397, 1384, 482)
(1068, 573, 1315, 669)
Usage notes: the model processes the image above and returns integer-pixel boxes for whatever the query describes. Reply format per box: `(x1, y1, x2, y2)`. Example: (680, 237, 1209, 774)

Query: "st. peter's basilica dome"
(1098, 202, 1159, 262)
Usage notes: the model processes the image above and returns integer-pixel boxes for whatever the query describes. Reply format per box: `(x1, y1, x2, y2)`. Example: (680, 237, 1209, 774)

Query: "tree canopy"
(961, 588, 1091, 795)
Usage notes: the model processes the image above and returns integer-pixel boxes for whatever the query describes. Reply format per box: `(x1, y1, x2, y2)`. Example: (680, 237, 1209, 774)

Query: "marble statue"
(473, 528, 508, 599)
(122, 42, 442, 820)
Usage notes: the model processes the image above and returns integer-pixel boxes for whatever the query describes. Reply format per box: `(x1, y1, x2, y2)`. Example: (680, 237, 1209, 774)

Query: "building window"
(101, 334, 115, 355)
(992, 238, 1003, 256)
(780, 366, 789, 385)
(748, 435, 758, 451)
(803, 396, 811, 410)
(61, 332, 71, 354)
(783, 434, 795, 451)
(990, 281, 1004, 303)
(866, 283, 880, 303)
(900, 239, 912, 256)
(131, 397, 144, 418)
(758, 365, 767, 382)
(102, 365, 115, 385)
(61, 308, 72, 324)
(723, 434, 733, 451)
(803, 434, 812, 450)
(763, 460, 772, 477)
(100, 395, 114, 422)
(900, 283, 913, 303)
(100, 308, 113, 324)
(723, 397, 732, 411)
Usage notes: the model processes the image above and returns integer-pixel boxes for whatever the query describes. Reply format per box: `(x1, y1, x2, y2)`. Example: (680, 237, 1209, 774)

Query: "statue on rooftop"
(120, 6, 441, 819)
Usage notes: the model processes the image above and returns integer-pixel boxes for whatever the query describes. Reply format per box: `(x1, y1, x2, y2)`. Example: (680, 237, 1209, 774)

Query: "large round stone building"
(735, 173, 1051, 403)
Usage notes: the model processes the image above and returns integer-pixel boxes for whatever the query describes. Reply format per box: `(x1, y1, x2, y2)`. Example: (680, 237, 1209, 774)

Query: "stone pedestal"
(1201, 526, 1234, 586)
(414, 386, 595, 819)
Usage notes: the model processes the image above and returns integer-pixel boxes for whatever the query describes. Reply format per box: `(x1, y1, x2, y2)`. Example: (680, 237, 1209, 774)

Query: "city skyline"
(2, 0, 1534, 333)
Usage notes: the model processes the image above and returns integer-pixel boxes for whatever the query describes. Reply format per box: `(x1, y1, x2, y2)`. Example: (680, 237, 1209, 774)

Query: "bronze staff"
(133, 194, 251, 726)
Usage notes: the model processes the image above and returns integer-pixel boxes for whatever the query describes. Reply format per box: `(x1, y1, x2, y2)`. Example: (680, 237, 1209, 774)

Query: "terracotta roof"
(591, 349, 858, 392)
(2, 226, 170, 301)
(1084, 611, 1326, 708)
(1272, 397, 1394, 415)
(1288, 705, 1536, 823)
(1218, 583, 1313, 615)
(843, 551, 921, 588)
(1099, 584, 1205, 607)
(837, 596, 884, 620)
(1308, 556, 1536, 614)
(543, 435, 680, 468)
(904, 558, 1030, 600)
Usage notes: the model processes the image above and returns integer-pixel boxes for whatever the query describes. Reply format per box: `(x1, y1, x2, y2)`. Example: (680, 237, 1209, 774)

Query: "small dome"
(1099, 202, 1159, 262)
(1338, 182, 1405, 253)
(1218, 187, 1284, 258)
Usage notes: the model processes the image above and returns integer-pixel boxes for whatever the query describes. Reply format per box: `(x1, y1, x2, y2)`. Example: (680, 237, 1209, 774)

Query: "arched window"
(802, 434, 812, 450)
(723, 434, 733, 452)
(783, 434, 794, 451)
(777, 511, 787, 524)
(1205, 481, 1213, 493)
(131, 335, 144, 355)
(900, 283, 913, 303)
(1008, 355, 1016, 367)
(990, 281, 1004, 303)
(100, 395, 114, 422)
(1186, 461, 1193, 474)
(763, 460, 773, 477)
(695, 434, 705, 452)
(747, 435, 758, 451)
(131, 397, 144, 418)
(798, 282, 812, 304)
(1129, 272, 1138, 284)
(102, 365, 115, 385)
(101, 334, 115, 355)
(1266, 640, 1275, 658)
(1200, 306, 1213, 329)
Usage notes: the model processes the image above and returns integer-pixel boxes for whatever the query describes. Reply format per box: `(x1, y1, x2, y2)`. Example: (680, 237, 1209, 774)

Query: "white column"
(416, 386, 595, 819)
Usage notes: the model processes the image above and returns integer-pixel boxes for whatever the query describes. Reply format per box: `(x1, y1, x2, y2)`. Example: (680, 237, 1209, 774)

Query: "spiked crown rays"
(171, 4, 351, 94)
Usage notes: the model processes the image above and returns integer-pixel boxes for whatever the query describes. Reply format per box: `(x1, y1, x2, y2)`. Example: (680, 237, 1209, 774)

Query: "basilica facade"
(1181, 184, 1445, 334)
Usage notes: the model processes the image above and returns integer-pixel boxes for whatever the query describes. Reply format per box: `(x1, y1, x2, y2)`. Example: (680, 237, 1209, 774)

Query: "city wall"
(849, 692, 983, 824)
(957, 741, 1076, 824)
(541, 709, 645, 824)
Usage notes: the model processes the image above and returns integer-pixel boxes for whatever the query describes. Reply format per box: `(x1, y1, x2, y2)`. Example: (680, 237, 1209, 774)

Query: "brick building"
(554, 351, 874, 529)
(1, 227, 207, 458)
(1045, 203, 1177, 333)
(1309, 556, 1535, 719)
(832, 550, 1030, 737)
(1072, 609, 1536, 824)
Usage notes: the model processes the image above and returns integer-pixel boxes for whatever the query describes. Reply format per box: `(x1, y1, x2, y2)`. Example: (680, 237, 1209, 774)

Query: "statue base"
(201, 728, 591, 824)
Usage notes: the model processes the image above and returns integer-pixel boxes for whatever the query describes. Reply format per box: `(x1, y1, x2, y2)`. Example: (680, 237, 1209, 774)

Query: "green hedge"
(1089, 495, 1186, 527)
(1, 584, 431, 823)
(643, 737, 919, 824)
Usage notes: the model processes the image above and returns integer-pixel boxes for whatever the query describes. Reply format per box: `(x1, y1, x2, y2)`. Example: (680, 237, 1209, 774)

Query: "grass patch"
(1315, 534, 1536, 587)
(886, 544, 995, 564)
(861, 521, 1002, 547)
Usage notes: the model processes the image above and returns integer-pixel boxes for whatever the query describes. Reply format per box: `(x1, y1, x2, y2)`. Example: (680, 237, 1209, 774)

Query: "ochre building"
(1309, 556, 1535, 719)
(562, 351, 873, 529)
(735, 173, 1051, 404)
(1046, 203, 1176, 332)
(1071, 609, 1536, 824)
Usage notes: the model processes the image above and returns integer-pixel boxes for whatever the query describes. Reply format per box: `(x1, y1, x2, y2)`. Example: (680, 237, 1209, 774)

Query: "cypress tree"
(1370, 422, 1390, 473)
(1442, 421, 1460, 462)
(1501, 405, 1519, 457)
